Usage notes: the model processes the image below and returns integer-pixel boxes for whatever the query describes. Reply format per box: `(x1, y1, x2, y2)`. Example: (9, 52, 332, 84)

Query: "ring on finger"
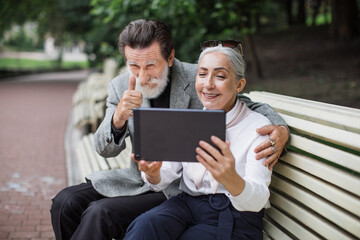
(269, 138, 275, 146)
(272, 145, 277, 154)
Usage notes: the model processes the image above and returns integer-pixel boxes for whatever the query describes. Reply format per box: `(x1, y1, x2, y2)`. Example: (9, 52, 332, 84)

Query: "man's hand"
(112, 75, 143, 129)
(254, 125, 289, 170)
(131, 154, 162, 184)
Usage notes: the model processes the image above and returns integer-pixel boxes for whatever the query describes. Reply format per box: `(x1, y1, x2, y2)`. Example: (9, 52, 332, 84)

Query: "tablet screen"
(133, 108, 225, 162)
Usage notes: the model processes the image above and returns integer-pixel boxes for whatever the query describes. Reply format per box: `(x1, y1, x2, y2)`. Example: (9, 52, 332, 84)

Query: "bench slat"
(289, 134, 360, 173)
(265, 207, 320, 240)
(114, 156, 129, 169)
(274, 161, 360, 217)
(270, 191, 356, 239)
(262, 233, 272, 240)
(283, 152, 360, 196)
(112, 137, 132, 169)
(245, 91, 360, 133)
(81, 136, 101, 172)
(263, 217, 294, 240)
(76, 142, 92, 177)
(280, 113, 360, 151)
(106, 157, 121, 169)
(271, 175, 360, 238)
(247, 91, 360, 117)
(87, 134, 110, 171)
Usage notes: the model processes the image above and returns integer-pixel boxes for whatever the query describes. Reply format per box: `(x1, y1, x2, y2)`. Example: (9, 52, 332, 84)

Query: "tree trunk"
(244, 34, 263, 79)
(297, 0, 306, 25)
(330, 0, 359, 41)
(286, 0, 294, 26)
(311, 0, 321, 26)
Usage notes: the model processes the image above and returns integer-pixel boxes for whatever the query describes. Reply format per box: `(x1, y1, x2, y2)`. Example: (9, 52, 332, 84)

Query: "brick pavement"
(0, 78, 81, 239)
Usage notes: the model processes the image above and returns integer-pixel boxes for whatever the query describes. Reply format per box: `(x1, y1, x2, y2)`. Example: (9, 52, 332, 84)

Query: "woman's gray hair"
(198, 45, 246, 81)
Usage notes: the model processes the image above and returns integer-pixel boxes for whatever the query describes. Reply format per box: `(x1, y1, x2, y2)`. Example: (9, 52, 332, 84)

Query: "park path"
(0, 72, 86, 239)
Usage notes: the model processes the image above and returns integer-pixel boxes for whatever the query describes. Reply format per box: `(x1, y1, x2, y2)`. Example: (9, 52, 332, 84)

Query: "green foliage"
(3, 0, 356, 68)
(5, 27, 42, 51)
(0, 0, 45, 37)
(89, 0, 268, 63)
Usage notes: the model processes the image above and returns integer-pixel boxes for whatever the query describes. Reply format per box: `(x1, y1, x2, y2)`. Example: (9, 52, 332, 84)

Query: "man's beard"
(127, 64, 169, 99)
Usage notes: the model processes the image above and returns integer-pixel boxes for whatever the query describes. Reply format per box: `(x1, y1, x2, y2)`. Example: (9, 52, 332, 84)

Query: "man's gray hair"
(118, 19, 173, 61)
(198, 45, 246, 81)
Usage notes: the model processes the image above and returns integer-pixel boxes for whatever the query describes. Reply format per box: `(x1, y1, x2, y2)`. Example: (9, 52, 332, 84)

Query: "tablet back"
(133, 108, 225, 162)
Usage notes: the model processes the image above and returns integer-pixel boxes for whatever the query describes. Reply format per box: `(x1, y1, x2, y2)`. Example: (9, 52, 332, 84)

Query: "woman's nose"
(204, 77, 214, 89)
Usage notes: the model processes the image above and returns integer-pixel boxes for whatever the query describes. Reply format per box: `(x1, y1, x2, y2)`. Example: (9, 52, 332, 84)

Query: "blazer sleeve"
(239, 94, 290, 153)
(238, 94, 287, 126)
(94, 77, 129, 157)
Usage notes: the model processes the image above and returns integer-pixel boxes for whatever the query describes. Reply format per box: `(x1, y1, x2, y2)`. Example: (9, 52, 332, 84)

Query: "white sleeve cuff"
(141, 171, 165, 192)
(226, 180, 269, 212)
(226, 181, 252, 211)
(141, 165, 181, 192)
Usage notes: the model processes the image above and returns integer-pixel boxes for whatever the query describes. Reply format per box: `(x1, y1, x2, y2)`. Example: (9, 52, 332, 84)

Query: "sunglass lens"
(222, 40, 240, 48)
(201, 40, 218, 50)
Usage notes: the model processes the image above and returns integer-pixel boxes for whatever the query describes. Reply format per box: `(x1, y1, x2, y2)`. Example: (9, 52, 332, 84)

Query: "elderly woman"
(124, 41, 272, 240)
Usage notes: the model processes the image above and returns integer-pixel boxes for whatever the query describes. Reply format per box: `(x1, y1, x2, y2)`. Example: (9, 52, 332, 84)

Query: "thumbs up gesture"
(112, 75, 143, 129)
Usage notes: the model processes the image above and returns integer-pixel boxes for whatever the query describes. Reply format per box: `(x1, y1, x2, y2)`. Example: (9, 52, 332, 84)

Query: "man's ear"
(168, 49, 175, 67)
(236, 78, 246, 93)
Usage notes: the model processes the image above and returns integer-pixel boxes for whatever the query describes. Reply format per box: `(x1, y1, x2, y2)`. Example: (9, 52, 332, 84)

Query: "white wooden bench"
(244, 91, 360, 240)
(72, 58, 119, 132)
(70, 88, 360, 238)
(76, 133, 132, 179)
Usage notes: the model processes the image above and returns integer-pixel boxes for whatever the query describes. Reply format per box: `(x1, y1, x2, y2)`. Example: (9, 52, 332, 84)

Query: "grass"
(0, 58, 89, 70)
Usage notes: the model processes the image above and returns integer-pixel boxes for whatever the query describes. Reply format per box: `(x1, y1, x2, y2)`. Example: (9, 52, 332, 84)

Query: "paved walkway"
(0, 72, 87, 239)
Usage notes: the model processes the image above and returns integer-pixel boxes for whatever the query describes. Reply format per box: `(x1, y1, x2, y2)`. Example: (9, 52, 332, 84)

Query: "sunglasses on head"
(200, 40, 244, 58)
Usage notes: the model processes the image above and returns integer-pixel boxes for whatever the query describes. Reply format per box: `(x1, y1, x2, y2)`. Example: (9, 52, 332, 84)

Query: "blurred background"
(0, 0, 359, 107)
(0, 1, 359, 239)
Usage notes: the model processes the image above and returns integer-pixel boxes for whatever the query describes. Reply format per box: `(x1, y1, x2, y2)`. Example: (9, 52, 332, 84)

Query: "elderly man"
(51, 19, 289, 240)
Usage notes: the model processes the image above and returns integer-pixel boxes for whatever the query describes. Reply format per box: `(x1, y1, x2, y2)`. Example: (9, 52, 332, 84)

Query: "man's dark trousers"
(50, 181, 166, 240)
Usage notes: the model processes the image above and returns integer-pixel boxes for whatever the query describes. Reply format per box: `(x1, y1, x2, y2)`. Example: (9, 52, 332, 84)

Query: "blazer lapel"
(169, 60, 191, 109)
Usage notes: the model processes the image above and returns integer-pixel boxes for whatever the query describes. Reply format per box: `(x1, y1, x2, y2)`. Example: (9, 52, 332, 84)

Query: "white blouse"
(141, 99, 272, 212)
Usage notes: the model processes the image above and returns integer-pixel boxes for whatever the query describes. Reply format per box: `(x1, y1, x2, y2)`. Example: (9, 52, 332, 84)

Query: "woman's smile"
(202, 92, 220, 99)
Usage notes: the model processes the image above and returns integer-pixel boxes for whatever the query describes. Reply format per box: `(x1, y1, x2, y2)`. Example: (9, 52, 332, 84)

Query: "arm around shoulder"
(239, 94, 287, 126)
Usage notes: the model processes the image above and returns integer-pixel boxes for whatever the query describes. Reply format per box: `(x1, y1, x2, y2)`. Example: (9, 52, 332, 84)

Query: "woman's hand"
(195, 136, 245, 196)
(131, 154, 162, 184)
(254, 125, 289, 170)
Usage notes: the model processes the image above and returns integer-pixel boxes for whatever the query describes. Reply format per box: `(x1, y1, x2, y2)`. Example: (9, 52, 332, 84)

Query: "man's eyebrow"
(127, 60, 157, 65)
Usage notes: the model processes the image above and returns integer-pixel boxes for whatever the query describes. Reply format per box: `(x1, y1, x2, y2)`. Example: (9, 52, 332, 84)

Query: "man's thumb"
(128, 75, 136, 90)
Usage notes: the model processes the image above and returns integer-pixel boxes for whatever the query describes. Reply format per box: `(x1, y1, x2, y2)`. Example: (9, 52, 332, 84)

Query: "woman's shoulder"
(246, 108, 273, 128)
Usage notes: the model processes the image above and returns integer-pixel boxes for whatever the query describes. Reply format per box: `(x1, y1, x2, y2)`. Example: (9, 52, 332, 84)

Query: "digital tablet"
(133, 108, 226, 162)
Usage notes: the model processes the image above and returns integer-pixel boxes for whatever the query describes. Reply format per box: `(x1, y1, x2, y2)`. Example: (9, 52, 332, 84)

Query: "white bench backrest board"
(246, 91, 360, 133)
(244, 91, 360, 240)
(76, 134, 132, 180)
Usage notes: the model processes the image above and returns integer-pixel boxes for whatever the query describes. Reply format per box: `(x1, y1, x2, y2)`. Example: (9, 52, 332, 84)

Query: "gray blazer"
(88, 59, 287, 198)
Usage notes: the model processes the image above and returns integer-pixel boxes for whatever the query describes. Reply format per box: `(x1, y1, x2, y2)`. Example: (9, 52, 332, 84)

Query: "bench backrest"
(245, 91, 360, 240)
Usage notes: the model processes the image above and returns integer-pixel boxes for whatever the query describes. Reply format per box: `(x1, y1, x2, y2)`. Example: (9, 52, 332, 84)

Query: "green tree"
(90, 0, 267, 77)
(1, 0, 94, 65)
(0, 0, 45, 37)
